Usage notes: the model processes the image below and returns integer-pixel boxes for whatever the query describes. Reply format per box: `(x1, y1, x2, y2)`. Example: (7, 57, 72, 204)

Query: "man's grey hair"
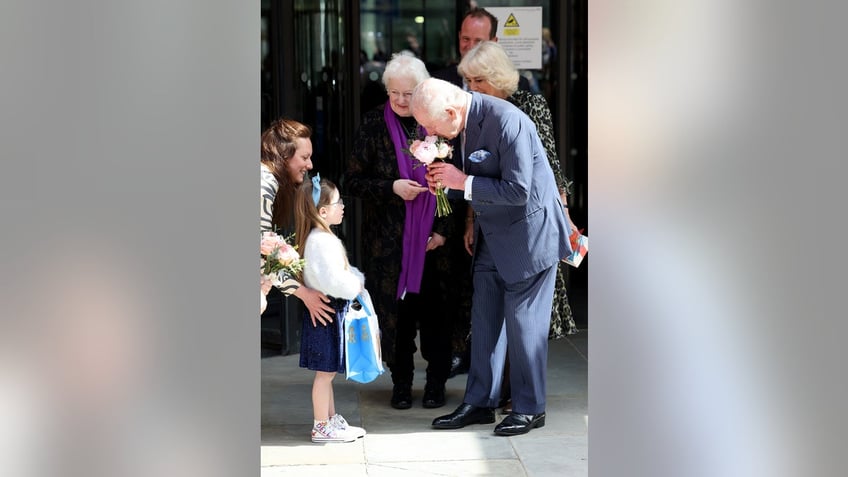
(410, 78, 465, 122)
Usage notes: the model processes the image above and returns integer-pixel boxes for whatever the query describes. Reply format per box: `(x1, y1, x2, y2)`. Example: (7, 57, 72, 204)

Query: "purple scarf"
(384, 102, 436, 299)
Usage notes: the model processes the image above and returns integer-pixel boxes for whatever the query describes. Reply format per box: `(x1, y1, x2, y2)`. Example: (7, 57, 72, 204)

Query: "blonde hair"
(457, 41, 519, 97)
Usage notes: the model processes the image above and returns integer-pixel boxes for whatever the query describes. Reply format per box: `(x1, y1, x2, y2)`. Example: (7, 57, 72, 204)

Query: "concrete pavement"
(261, 331, 588, 476)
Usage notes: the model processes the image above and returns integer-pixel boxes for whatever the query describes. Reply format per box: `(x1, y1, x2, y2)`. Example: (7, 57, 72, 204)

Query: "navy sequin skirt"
(299, 297, 350, 373)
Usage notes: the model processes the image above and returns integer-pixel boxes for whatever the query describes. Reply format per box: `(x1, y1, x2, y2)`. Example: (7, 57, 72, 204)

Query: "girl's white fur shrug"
(302, 228, 364, 300)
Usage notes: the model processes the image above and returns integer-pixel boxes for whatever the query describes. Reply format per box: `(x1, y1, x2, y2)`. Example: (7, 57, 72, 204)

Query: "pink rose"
(276, 244, 300, 266)
(260, 233, 280, 255)
(413, 142, 438, 164)
(261, 232, 290, 256)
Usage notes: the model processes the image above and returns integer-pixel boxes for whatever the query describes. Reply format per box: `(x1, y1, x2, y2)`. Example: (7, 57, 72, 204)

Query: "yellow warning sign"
(487, 6, 542, 69)
(504, 13, 520, 28)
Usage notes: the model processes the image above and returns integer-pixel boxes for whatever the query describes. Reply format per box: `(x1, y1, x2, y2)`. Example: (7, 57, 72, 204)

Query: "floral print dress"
(508, 90, 578, 337)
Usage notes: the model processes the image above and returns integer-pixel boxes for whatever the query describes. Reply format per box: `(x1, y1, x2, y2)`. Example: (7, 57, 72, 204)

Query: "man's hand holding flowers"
(409, 135, 456, 216)
(424, 161, 467, 196)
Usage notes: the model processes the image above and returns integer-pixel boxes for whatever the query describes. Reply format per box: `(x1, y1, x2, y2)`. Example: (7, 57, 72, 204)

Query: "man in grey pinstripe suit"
(411, 78, 572, 436)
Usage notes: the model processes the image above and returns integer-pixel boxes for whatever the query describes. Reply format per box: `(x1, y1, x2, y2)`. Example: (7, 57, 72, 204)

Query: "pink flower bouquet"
(260, 231, 305, 291)
(409, 135, 453, 217)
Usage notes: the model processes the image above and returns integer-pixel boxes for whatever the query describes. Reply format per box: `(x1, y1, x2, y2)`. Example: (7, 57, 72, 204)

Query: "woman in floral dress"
(459, 41, 579, 339)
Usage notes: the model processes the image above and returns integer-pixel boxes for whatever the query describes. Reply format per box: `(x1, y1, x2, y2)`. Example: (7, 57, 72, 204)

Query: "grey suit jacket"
(464, 92, 572, 284)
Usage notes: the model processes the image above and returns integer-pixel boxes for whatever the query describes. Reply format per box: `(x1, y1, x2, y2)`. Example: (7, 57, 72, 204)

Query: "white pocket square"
(468, 149, 491, 163)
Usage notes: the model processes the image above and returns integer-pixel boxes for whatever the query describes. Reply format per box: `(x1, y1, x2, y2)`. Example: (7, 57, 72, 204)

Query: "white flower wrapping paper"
(563, 232, 588, 268)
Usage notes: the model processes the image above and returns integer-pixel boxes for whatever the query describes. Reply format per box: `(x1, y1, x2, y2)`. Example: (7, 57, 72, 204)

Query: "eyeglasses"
(328, 197, 344, 207)
(388, 90, 413, 100)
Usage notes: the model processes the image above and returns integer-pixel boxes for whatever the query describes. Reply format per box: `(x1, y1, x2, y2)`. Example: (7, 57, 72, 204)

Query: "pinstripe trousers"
(463, 235, 557, 415)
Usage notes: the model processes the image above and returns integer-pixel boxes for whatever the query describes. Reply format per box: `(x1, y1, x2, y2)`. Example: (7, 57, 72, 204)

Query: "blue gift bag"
(344, 289, 384, 383)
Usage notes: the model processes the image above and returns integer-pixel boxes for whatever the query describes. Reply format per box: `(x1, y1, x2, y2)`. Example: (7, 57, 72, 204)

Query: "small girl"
(294, 174, 367, 443)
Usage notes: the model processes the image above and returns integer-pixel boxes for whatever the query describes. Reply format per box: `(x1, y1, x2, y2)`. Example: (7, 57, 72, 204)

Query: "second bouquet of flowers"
(408, 135, 453, 217)
(260, 230, 306, 289)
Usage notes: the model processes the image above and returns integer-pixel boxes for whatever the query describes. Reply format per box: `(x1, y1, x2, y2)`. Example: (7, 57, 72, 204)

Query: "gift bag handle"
(354, 292, 373, 317)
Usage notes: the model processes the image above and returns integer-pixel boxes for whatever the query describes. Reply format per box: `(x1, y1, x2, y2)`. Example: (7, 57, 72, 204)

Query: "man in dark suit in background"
(410, 78, 572, 436)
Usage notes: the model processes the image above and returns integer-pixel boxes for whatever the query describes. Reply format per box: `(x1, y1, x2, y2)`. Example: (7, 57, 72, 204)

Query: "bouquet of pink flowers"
(260, 231, 305, 290)
(409, 135, 453, 217)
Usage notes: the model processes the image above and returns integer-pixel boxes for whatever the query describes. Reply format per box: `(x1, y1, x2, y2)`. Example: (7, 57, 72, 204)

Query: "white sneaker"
(311, 420, 355, 443)
(330, 414, 366, 439)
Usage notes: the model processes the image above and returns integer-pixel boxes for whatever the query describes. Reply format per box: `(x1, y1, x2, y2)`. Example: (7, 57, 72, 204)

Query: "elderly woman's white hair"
(457, 41, 520, 96)
(382, 51, 430, 87)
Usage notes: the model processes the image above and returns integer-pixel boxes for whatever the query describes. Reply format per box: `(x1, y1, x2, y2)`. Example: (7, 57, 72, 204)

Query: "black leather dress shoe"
(432, 403, 495, 429)
(494, 412, 546, 436)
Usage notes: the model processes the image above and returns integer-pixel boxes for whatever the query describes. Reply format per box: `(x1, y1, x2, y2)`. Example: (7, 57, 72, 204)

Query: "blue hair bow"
(311, 173, 321, 207)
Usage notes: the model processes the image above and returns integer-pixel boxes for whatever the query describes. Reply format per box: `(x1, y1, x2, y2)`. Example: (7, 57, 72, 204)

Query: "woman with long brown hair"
(261, 118, 335, 323)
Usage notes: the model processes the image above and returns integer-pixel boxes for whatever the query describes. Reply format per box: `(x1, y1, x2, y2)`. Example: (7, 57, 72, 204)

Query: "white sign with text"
(485, 6, 543, 69)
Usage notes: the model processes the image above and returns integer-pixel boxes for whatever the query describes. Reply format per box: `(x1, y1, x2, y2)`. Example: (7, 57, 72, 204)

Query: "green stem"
(435, 188, 452, 217)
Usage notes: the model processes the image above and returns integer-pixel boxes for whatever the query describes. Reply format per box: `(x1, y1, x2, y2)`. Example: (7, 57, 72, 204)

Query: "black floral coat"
(344, 105, 459, 364)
